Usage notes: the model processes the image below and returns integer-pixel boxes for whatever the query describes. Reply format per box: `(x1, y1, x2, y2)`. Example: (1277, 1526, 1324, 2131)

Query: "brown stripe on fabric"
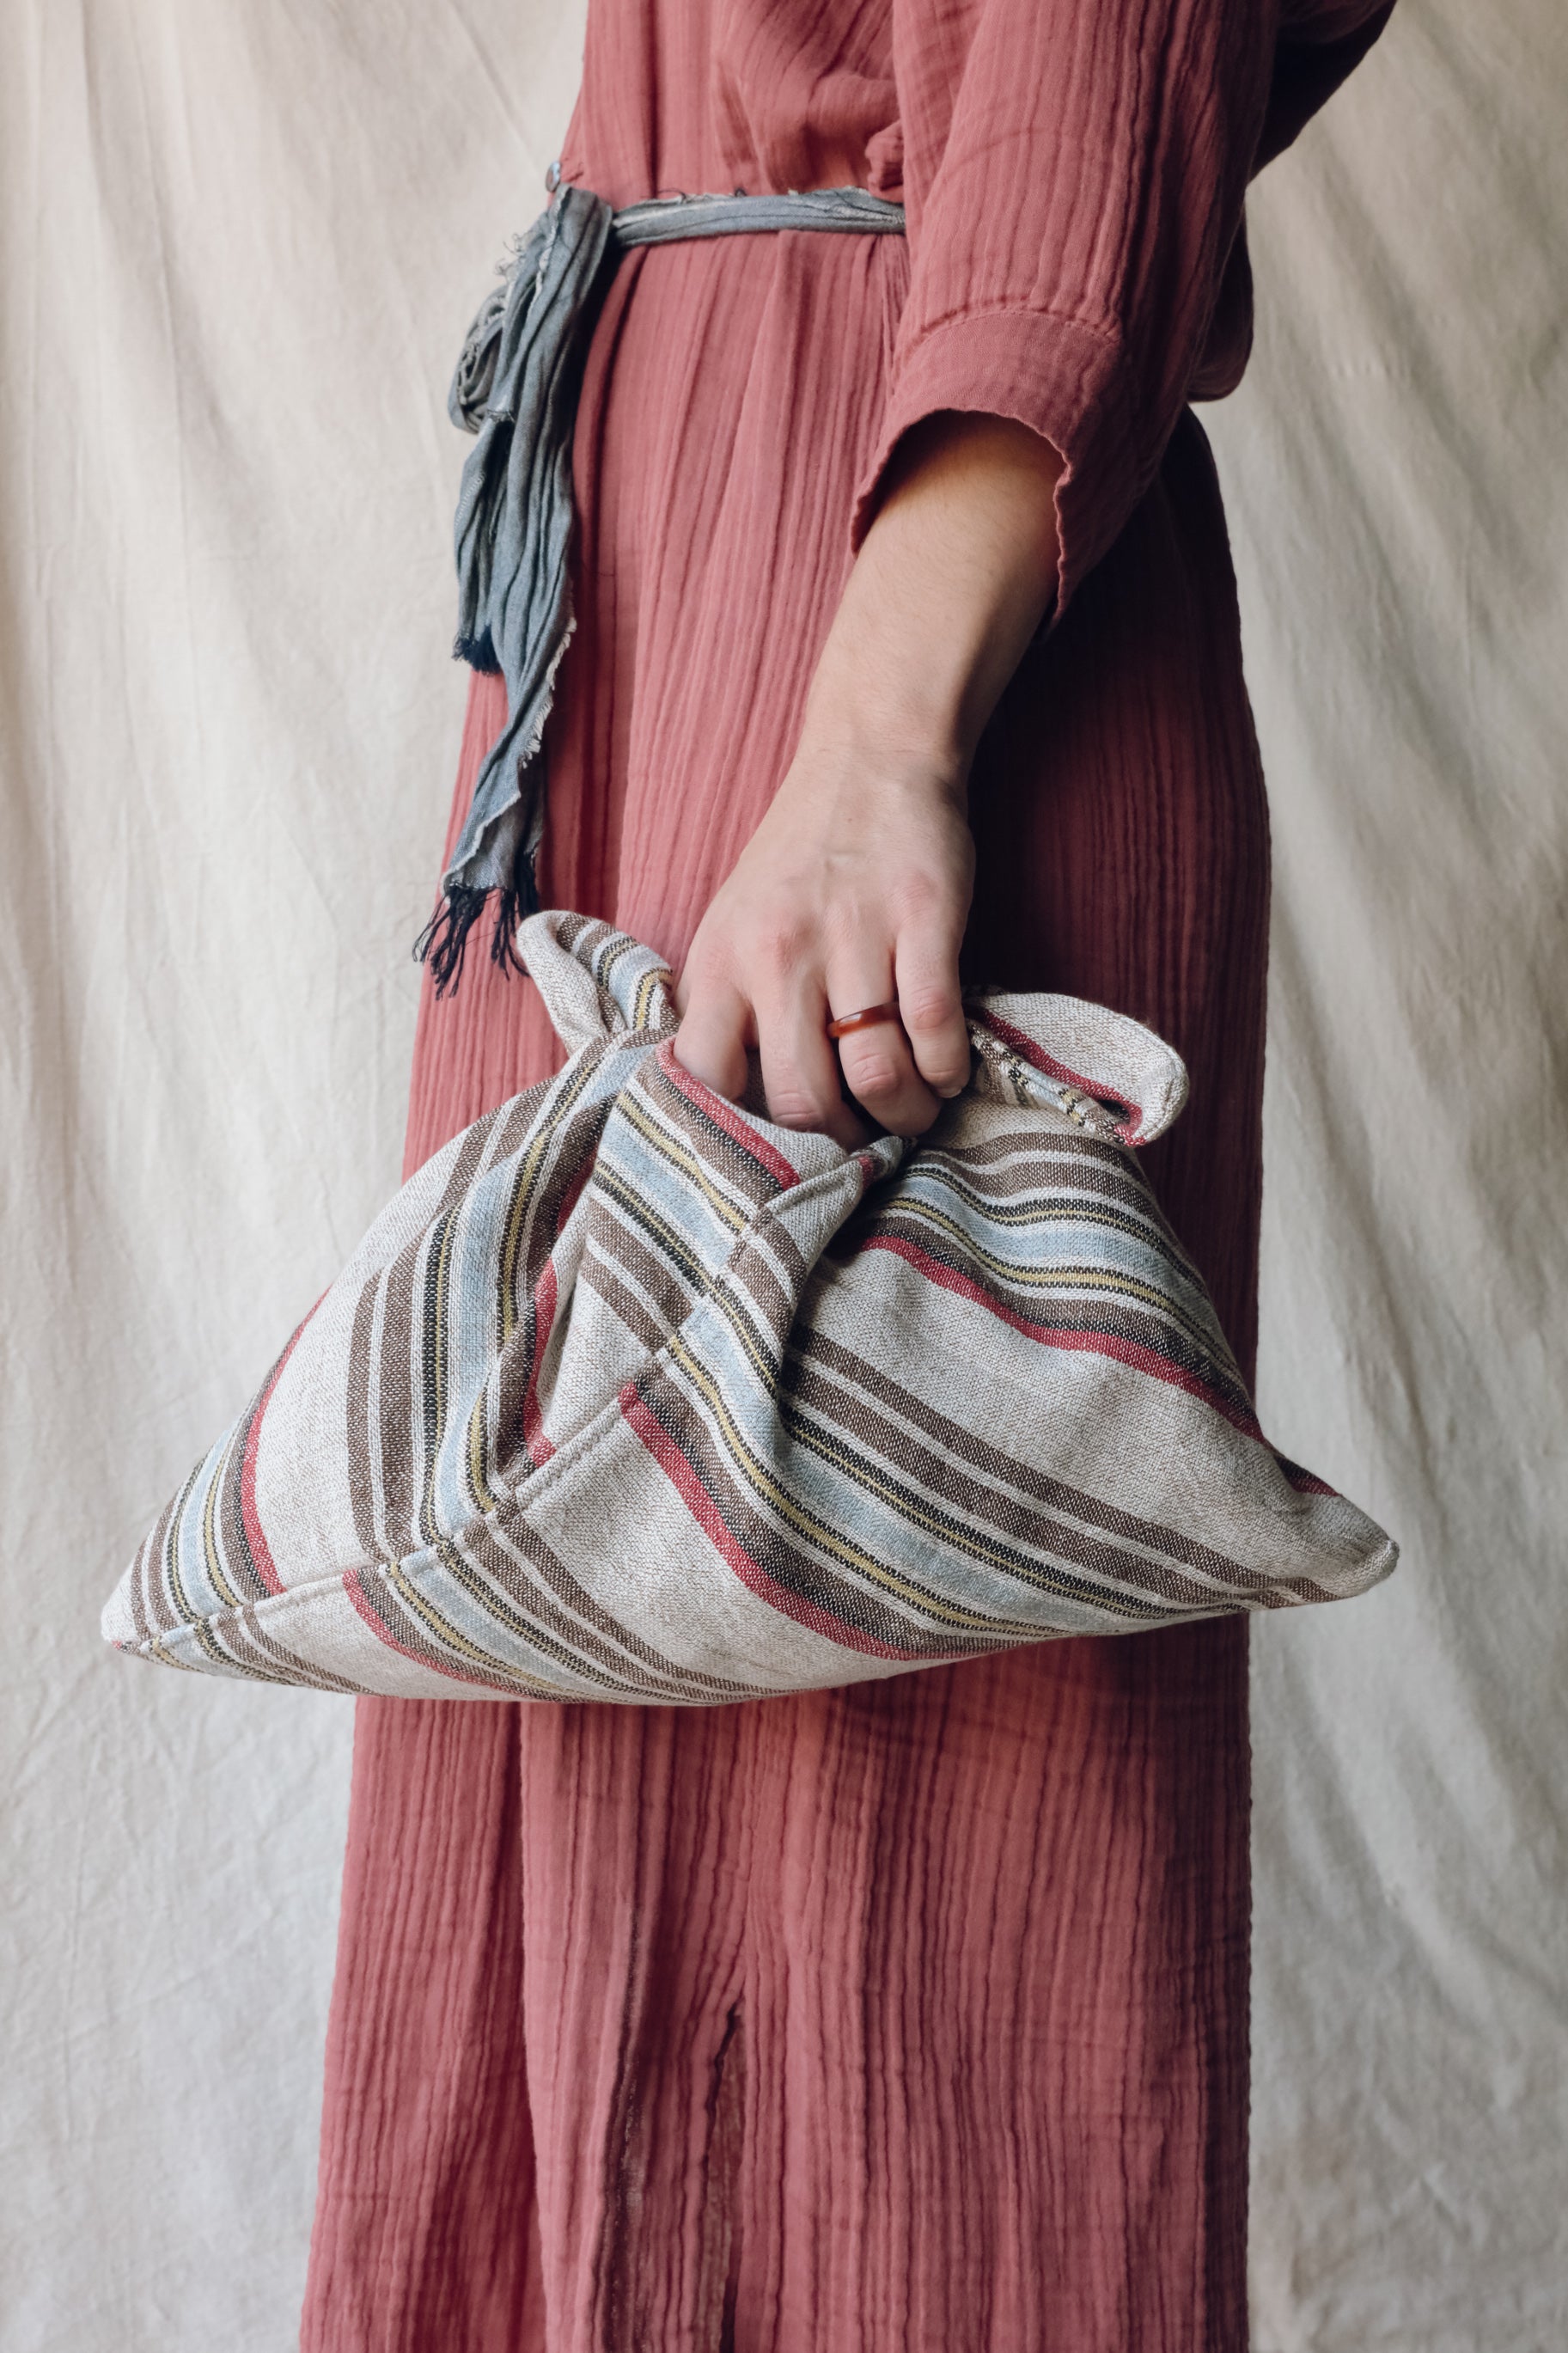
(228, 1605, 369, 1692)
(467, 1512, 767, 1702)
(915, 1128, 1138, 1187)
(196, 1427, 247, 1613)
(722, 1204, 815, 1352)
(201, 1606, 368, 1694)
(905, 1136, 1211, 1279)
(586, 1198, 703, 1335)
(496, 1065, 618, 1350)
(797, 1329, 1272, 1588)
(556, 910, 601, 954)
(883, 1153, 1177, 1241)
(497, 1056, 614, 1347)
(487, 1088, 622, 1487)
(212, 1397, 271, 1604)
(375, 1232, 423, 1555)
(1258, 1574, 1345, 1607)
(417, 1213, 459, 1549)
(629, 961, 674, 1033)
(577, 1250, 678, 1358)
(867, 1183, 1196, 1282)
(180, 1610, 267, 1678)
(638, 1053, 796, 1212)
(439, 1099, 508, 1210)
(154, 1458, 208, 1637)
(135, 1635, 210, 1677)
(640, 1361, 1004, 1655)
(915, 1126, 1121, 1175)
(345, 1276, 383, 1564)
(591, 1161, 712, 1293)
(613, 1088, 760, 1235)
(486, 1077, 556, 1165)
(586, 920, 640, 1031)
(345, 1565, 576, 1698)
(781, 1354, 1266, 1612)
(862, 1196, 1217, 1338)
(369, 1105, 509, 1557)
(128, 1493, 180, 1644)
(851, 1185, 1212, 1317)
(856, 1204, 1252, 1414)
(891, 1170, 1166, 1240)
(383, 1492, 672, 1699)
(357, 1531, 707, 1702)
(907, 1140, 1205, 1266)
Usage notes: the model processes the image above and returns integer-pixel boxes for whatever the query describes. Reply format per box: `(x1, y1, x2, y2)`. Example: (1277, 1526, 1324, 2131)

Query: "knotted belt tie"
(419, 180, 908, 989)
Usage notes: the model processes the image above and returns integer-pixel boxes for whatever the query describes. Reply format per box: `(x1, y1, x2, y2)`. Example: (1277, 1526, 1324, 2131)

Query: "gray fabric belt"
(418, 180, 907, 988)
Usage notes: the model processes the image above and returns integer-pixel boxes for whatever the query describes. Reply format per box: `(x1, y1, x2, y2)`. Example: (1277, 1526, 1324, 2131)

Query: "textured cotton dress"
(302, 3, 1395, 2347)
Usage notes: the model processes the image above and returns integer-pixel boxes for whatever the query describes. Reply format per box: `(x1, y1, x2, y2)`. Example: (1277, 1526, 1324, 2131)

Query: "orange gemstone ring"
(827, 1000, 902, 1041)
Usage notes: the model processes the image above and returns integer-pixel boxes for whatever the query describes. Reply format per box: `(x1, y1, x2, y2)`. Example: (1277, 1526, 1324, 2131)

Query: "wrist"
(778, 715, 969, 816)
(795, 636, 974, 795)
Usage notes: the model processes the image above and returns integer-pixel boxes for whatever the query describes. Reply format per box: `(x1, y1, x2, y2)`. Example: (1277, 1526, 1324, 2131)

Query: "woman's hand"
(674, 412, 1064, 1142)
(674, 749, 975, 1147)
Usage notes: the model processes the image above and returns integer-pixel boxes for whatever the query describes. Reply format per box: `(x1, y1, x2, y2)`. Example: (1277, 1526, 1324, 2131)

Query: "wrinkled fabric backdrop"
(2, 4, 1563, 2348)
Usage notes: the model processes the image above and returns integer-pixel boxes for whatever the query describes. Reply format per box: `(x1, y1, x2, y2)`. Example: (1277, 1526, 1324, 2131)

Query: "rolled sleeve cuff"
(849, 304, 1145, 624)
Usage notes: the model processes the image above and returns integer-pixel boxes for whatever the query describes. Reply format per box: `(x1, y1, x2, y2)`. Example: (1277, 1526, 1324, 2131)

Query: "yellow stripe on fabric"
(378, 1546, 652, 1699)
(199, 1433, 244, 1613)
(692, 1287, 1156, 1623)
(903, 1165, 1165, 1242)
(416, 1212, 457, 1551)
(631, 965, 671, 1030)
(783, 1397, 1161, 1618)
(161, 1458, 207, 1637)
(665, 1332, 1019, 1634)
(497, 1051, 601, 1345)
(613, 1091, 753, 1233)
(885, 1200, 1225, 1355)
(380, 1564, 568, 1693)
(466, 1385, 497, 1519)
(593, 1162, 711, 1289)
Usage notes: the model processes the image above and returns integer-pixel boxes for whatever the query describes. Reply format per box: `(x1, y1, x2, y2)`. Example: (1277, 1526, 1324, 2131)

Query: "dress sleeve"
(853, 0, 1397, 615)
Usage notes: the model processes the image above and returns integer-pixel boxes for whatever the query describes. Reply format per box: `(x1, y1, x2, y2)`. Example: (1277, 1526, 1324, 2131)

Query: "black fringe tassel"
(412, 855, 539, 997)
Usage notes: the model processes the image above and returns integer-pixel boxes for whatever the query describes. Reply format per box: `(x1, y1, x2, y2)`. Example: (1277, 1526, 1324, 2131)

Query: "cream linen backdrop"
(3, 5, 1564, 2348)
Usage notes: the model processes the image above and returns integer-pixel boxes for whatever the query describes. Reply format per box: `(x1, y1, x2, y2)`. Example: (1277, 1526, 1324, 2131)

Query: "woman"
(302, 1, 1396, 2345)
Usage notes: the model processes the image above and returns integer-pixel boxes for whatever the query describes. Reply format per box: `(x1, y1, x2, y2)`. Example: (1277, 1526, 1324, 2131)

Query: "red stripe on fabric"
(620, 1384, 919, 1660)
(342, 1568, 509, 1689)
(653, 1041, 801, 1189)
(979, 1009, 1144, 1143)
(239, 1304, 324, 1598)
(858, 1234, 1265, 1441)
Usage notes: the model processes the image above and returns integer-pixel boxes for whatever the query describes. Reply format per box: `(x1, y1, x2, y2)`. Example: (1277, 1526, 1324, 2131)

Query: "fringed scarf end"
(488, 867, 538, 975)
(413, 858, 540, 996)
(455, 626, 500, 673)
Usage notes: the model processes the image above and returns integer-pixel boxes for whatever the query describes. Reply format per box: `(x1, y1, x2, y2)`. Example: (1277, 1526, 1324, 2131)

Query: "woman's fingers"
(676, 925, 967, 1143)
(671, 973, 752, 1105)
(755, 972, 869, 1148)
(677, 931, 865, 1143)
(826, 946, 939, 1135)
(894, 925, 972, 1100)
(674, 784, 973, 1146)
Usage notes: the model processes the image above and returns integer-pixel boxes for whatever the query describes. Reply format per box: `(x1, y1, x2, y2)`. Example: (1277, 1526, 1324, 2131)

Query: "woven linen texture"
(103, 913, 1394, 1701)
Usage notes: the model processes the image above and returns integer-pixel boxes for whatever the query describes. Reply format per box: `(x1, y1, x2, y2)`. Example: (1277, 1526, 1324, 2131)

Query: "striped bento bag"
(104, 912, 1395, 1702)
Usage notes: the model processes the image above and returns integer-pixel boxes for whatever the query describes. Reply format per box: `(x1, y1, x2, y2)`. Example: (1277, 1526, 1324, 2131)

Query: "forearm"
(674, 412, 1064, 1142)
(798, 411, 1064, 791)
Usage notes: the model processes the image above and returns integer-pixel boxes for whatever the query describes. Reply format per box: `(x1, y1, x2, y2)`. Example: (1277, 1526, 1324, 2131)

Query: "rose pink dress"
(301, 3, 1395, 2345)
